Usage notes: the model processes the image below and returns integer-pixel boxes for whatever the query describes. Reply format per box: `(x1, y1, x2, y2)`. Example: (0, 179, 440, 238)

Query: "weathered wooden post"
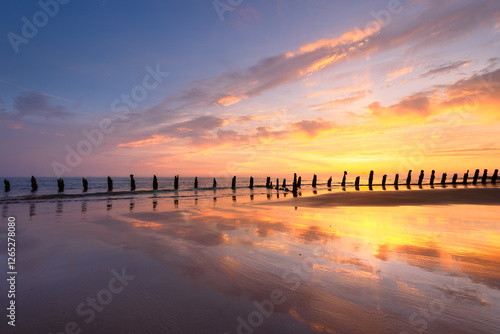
(463, 170, 469, 184)
(406, 170, 412, 187)
(174, 175, 179, 190)
(492, 169, 498, 184)
(341, 171, 347, 188)
(473, 169, 480, 185)
(107, 176, 113, 191)
(312, 174, 317, 188)
(232, 176, 236, 189)
(481, 169, 488, 184)
(213, 178, 217, 188)
(57, 178, 65, 192)
(452, 174, 458, 184)
(368, 171, 374, 188)
(130, 174, 136, 191)
(31, 176, 38, 192)
(355, 176, 360, 190)
(327, 177, 332, 188)
(293, 173, 297, 194)
(4, 179, 10, 192)
(249, 176, 254, 189)
(394, 174, 399, 186)
(282, 179, 286, 188)
(82, 178, 88, 192)
(153, 175, 158, 190)
(430, 170, 435, 186)
(194, 177, 198, 189)
(382, 175, 387, 188)
(297, 177, 302, 188)
(441, 173, 447, 185)
(265, 177, 271, 189)
(418, 170, 424, 187)
(275, 178, 279, 190)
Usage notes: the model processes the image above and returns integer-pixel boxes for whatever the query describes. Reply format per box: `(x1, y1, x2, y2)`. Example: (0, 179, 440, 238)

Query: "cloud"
(290, 118, 336, 137)
(118, 135, 174, 148)
(420, 60, 472, 78)
(0, 92, 74, 121)
(368, 91, 436, 122)
(310, 90, 370, 111)
(386, 66, 413, 82)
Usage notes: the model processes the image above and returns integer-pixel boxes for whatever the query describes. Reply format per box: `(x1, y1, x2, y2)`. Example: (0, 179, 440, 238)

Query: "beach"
(1, 185, 500, 333)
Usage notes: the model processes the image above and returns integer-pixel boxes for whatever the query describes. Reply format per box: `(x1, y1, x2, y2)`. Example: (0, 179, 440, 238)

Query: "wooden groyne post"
(275, 178, 279, 190)
(130, 174, 136, 191)
(441, 173, 447, 185)
(312, 174, 317, 188)
(368, 171, 374, 188)
(297, 176, 302, 188)
(194, 177, 198, 189)
(57, 178, 65, 192)
(452, 174, 458, 185)
(418, 170, 424, 187)
(31, 176, 38, 192)
(153, 175, 158, 190)
(4, 179, 10, 192)
(265, 177, 271, 189)
(174, 175, 179, 190)
(463, 170, 469, 184)
(82, 178, 88, 192)
(473, 169, 479, 185)
(213, 178, 217, 188)
(394, 174, 399, 186)
(341, 171, 347, 188)
(327, 177, 332, 188)
(492, 169, 498, 184)
(107, 176, 113, 191)
(430, 170, 435, 186)
(382, 174, 387, 187)
(232, 176, 236, 189)
(282, 179, 287, 188)
(249, 176, 254, 189)
(293, 173, 298, 194)
(406, 170, 412, 187)
(481, 169, 488, 184)
(355, 176, 360, 190)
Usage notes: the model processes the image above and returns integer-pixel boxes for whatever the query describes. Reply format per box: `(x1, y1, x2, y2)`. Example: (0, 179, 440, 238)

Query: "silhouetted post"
(473, 169, 480, 185)
(174, 175, 179, 190)
(297, 177, 302, 188)
(418, 170, 424, 187)
(82, 178, 88, 192)
(4, 179, 10, 192)
(452, 174, 458, 184)
(153, 175, 158, 190)
(282, 179, 286, 188)
(481, 169, 488, 184)
(231, 176, 236, 189)
(57, 178, 65, 192)
(382, 175, 387, 188)
(249, 177, 254, 189)
(275, 178, 279, 190)
(368, 171, 374, 188)
(394, 174, 399, 186)
(213, 178, 217, 188)
(194, 177, 198, 189)
(312, 174, 317, 188)
(341, 171, 347, 188)
(463, 170, 469, 184)
(293, 173, 297, 194)
(327, 177, 332, 188)
(492, 169, 498, 184)
(430, 170, 435, 186)
(441, 173, 447, 185)
(130, 174, 136, 191)
(107, 176, 113, 191)
(355, 176, 360, 190)
(31, 176, 38, 192)
(266, 177, 271, 189)
(406, 170, 412, 187)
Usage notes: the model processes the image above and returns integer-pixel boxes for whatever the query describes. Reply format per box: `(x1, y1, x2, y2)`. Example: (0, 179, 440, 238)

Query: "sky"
(0, 0, 499, 178)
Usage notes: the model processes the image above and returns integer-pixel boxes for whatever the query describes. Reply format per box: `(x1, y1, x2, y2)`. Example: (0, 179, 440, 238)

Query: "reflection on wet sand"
(9, 197, 500, 334)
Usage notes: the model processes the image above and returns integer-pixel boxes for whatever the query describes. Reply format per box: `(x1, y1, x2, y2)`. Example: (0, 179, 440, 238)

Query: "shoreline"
(255, 187, 500, 208)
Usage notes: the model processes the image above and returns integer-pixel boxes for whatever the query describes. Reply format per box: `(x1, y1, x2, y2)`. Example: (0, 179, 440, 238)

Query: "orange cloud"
(118, 134, 173, 148)
(310, 90, 370, 111)
(386, 66, 413, 82)
(216, 95, 243, 107)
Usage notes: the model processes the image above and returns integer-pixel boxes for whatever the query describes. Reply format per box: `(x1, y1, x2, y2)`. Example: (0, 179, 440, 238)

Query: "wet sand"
(257, 187, 500, 208)
(1, 193, 500, 333)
